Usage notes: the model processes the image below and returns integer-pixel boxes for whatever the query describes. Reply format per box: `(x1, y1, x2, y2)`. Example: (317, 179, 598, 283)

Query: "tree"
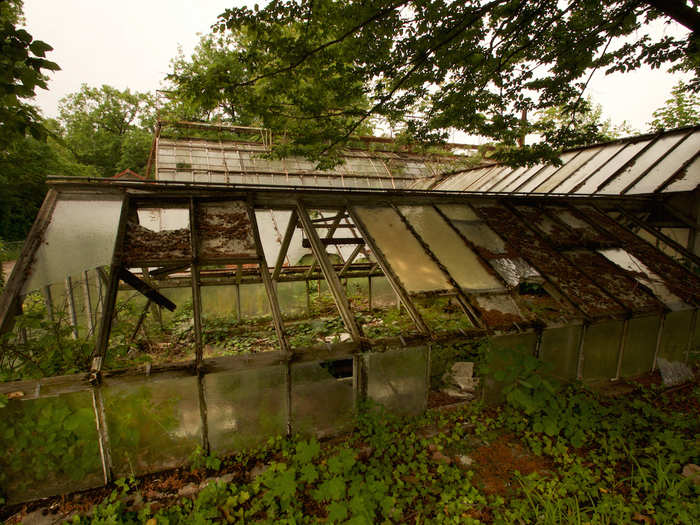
(0, 120, 97, 241)
(165, 26, 374, 165)
(0, 0, 59, 149)
(184, 0, 700, 165)
(534, 96, 635, 147)
(57, 84, 157, 177)
(648, 80, 700, 130)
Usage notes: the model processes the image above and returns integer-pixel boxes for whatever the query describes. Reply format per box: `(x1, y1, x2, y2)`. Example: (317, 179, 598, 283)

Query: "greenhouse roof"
(154, 136, 476, 189)
(420, 126, 700, 195)
(2, 179, 698, 351)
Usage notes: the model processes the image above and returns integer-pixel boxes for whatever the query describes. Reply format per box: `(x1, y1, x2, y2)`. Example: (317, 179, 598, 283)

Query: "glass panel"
(664, 154, 700, 193)
(553, 144, 629, 194)
(577, 140, 651, 194)
(368, 346, 428, 415)
(0, 390, 104, 504)
(474, 293, 524, 327)
(205, 365, 287, 455)
(104, 375, 201, 477)
(489, 257, 541, 286)
(436, 203, 480, 221)
(24, 195, 124, 292)
(540, 325, 582, 380)
(620, 316, 660, 378)
(354, 207, 451, 293)
(124, 208, 191, 264)
(659, 310, 693, 362)
(628, 133, 699, 193)
(487, 166, 527, 192)
(438, 205, 508, 256)
(602, 134, 687, 194)
(196, 201, 257, 259)
(598, 248, 688, 310)
(467, 166, 510, 191)
(582, 320, 624, 380)
(517, 151, 580, 193)
(399, 205, 503, 291)
(291, 360, 355, 437)
(534, 147, 603, 193)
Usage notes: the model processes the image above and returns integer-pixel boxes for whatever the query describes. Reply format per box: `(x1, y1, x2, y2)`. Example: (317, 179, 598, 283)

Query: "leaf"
(299, 463, 319, 484)
(327, 500, 349, 523)
(314, 477, 346, 502)
(294, 438, 321, 464)
(29, 40, 53, 57)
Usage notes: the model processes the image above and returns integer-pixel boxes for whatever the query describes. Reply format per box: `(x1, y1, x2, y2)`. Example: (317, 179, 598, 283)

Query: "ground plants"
(54, 369, 699, 524)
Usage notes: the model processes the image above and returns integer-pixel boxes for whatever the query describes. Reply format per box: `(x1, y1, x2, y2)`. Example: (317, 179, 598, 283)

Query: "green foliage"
(189, 446, 222, 472)
(0, 392, 101, 499)
(0, 0, 60, 149)
(167, 0, 700, 166)
(0, 293, 93, 381)
(649, 80, 700, 131)
(57, 84, 157, 178)
(535, 96, 635, 148)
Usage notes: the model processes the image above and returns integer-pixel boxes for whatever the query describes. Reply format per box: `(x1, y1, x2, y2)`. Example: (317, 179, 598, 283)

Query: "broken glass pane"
(196, 202, 256, 260)
(291, 360, 354, 437)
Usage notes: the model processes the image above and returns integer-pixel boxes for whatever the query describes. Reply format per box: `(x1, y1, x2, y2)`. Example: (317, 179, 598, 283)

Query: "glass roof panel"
(354, 206, 452, 293)
(627, 133, 700, 193)
(399, 205, 503, 291)
(24, 194, 124, 292)
(600, 134, 687, 194)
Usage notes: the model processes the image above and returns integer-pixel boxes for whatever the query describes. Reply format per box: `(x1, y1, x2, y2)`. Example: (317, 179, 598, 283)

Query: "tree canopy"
(648, 80, 700, 130)
(57, 84, 157, 178)
(0, 0, 59, 149)
(169, 0, 700, 165)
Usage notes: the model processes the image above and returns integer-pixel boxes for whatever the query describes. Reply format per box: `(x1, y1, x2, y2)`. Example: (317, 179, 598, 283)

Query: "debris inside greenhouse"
(0, 121, 698, 505)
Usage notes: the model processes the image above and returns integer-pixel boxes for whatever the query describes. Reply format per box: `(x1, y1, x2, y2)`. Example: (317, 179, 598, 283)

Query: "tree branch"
(644, 0, 700, 33)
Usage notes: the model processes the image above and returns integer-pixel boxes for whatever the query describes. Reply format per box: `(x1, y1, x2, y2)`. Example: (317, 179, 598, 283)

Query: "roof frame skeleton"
(2, 180, 699, 373)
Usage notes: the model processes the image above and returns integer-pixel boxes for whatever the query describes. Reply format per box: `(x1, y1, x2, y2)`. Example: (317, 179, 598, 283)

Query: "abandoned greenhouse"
(0, 122, 698, 505)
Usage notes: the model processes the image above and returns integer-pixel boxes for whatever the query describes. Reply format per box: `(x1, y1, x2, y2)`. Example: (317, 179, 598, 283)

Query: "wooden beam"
(189, 198, 204, 369)
(0, 190, 58, 335)
(339, 244, 364, 276)
(273, 209, 298, 281)
(246, 202, 291, 355)
(298, 203, 364, 342)
(301, 237, 365, 247)
(118, 268, 177, 311)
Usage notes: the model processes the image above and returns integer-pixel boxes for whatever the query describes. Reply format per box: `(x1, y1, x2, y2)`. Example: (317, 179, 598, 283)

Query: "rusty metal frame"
(296, 202, 364, 343)
(93, 196, 131, 374)
(272, 209, 298, 281)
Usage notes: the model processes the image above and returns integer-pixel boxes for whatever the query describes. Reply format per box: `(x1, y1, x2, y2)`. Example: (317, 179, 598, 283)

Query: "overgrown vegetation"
(27, 361, 697, 524)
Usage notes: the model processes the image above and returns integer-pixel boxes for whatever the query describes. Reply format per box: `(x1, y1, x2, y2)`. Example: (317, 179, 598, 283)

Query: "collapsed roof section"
(1, 179, 698, 370)
(419, 126, 700, 195)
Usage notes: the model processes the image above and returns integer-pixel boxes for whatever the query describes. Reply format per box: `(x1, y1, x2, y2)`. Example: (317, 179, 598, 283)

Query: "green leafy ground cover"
(22, 367, 695, 525)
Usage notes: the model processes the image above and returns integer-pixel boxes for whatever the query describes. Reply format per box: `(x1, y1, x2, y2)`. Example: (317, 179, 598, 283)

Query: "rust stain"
(124, 223, 191, 262)
(473, 205, 626, 317)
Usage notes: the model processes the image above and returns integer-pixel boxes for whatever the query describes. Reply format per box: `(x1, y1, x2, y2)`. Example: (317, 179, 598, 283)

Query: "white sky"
(23, 1, 692, 137)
